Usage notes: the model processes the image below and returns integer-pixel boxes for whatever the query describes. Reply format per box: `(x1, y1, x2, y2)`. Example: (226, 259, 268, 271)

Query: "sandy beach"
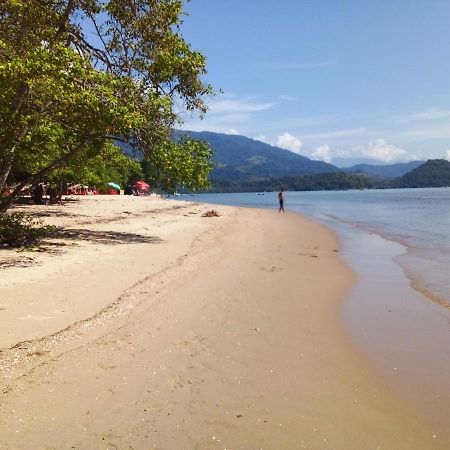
(0, 196, 447, 449)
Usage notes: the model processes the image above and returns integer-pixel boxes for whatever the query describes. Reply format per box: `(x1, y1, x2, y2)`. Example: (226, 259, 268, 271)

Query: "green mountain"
(345, 160, 424, 178)
(395, 159, 450, 188)
(175, 131, 339, 185)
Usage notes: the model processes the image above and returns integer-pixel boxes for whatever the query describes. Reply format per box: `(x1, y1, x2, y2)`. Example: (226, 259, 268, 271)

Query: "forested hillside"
(395, 159, 450, 188)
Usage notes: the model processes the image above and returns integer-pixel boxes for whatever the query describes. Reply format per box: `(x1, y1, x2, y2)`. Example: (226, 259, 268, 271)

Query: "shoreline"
(187, 189, 450, 312)
(333, 217, 450, 312)
(337, 225, 450, 442)
(0, 196, 447, 448)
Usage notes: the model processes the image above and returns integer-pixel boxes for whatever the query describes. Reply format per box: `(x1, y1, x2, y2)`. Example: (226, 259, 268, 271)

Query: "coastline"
(337, 225, 450, 442)
(0, 196, 446, 449)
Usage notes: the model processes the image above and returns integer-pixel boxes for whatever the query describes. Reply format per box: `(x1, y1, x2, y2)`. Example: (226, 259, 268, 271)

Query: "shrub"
(0, 212, 54, 247)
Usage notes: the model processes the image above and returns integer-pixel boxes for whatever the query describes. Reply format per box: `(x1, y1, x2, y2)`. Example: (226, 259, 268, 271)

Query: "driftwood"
(202, 210, 220, 218)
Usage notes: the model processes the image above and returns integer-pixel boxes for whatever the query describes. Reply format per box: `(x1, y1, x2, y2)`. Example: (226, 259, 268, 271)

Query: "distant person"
(33, 183, 45, 205)
(278, 188, 285, 213)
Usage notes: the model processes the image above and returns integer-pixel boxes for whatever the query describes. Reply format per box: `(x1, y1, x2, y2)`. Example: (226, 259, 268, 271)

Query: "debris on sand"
(202, 210, 220, 218)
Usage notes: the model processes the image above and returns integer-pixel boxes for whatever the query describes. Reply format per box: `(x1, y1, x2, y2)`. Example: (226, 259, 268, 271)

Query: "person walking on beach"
(278, 188, 285, 213)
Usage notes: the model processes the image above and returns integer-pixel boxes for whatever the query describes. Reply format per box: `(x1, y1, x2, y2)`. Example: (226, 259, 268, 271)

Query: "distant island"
(176, 131, 450, 192)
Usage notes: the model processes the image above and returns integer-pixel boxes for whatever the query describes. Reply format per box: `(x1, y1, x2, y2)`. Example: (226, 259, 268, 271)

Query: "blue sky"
(179, 0, 450, 165)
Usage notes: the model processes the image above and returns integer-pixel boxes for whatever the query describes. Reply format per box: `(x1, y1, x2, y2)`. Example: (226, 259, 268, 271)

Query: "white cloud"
(395, 125, 450, 141)
(445, 150, 450, 161)
(408, 107, 450, 121)
(276, 132, 302, 153)
(303, 140, 417, 164)
(225, 128, 238, 135)
(208, 97, 274, 114)
(394, 108, 450, 126)
(307, 145, 351, 163)
(311, 145, 332, 163)
(254, 134, 271, 144)
(362, 139, 409, 163)
(180, 93, 275, 134)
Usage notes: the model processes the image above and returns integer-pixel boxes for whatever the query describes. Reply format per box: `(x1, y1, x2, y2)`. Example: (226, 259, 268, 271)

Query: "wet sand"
(339, 227, 450, 442)
(0, 196, 447, 449)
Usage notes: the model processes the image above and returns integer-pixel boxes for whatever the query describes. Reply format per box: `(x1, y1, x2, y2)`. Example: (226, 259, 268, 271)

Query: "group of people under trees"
(31, 184, 98, 205)
(32, 183, 64, 205)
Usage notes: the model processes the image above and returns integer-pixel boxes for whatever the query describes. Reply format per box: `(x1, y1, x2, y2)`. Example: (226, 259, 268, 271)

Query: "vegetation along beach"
(1, 1, 450, 449)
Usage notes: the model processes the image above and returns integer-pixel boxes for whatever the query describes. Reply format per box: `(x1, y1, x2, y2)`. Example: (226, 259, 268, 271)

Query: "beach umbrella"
(107, 182, 121, 190)
(135, 180, 150, 191)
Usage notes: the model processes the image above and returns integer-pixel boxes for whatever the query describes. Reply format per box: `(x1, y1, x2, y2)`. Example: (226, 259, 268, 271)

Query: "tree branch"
(53, 0, 77, 42)
(0, 138, 90, 212)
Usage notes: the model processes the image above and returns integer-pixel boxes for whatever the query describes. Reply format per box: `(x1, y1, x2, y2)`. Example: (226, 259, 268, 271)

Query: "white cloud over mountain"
(254, 134, 271, 144)
(361, 139, 411, 163)
(311, 145, 332, 163)
(255, 132, 415, 165)
(304, 139, 416, 164)
(276, 132, 302, 153)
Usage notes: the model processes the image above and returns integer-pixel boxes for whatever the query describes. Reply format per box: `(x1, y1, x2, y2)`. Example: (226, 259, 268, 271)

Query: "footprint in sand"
(98, 362, 117, 370)
(167, 374, 185, 391)
(18, 314, 53, 321)
(260, 266, 284, 272)
(298, 252, 318, 258)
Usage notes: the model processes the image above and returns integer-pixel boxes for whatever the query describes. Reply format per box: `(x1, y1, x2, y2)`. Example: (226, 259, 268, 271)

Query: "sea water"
(185, 188, 450, 435)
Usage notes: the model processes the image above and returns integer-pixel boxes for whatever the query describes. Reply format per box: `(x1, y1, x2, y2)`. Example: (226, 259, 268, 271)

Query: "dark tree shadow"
(29, 210, 85, 219)
(50, 228, 163, 245)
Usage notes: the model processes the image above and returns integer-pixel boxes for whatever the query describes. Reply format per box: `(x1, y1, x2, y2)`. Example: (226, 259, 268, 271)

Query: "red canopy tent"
(135, 180, 150, 191)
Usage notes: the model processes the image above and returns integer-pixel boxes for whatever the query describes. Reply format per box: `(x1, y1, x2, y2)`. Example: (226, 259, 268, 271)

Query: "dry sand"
(0, 196, 447, 449)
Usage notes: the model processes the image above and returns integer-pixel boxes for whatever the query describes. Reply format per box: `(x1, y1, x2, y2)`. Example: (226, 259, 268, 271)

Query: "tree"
(141, 137, 212, 193)
(0, 0, 212, 211)
(46, 142, 144, 190)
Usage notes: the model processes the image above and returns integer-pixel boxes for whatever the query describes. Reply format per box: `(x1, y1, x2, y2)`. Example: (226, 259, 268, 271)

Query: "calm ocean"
(188, 187, 450, 309)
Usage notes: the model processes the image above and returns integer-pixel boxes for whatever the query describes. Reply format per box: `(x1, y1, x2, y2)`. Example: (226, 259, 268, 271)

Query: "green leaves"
(0, 211, 54, 248)
(48, 142, 143, 188)
(142, 138, 212, 193)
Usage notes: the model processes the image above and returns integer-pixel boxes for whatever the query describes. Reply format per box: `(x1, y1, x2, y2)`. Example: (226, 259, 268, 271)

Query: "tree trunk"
(0, 159, 13, 191)
(0, 139, 89, 212)
(0, 81, 30, 190)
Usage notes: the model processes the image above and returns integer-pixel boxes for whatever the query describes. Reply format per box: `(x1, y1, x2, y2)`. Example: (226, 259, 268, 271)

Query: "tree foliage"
(141, 138, 212, 193)
(0, 211, 54, 247)
(0, 0, 212, 210)
(394, 159, 450, 188)
(46, 142, 144, 189)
